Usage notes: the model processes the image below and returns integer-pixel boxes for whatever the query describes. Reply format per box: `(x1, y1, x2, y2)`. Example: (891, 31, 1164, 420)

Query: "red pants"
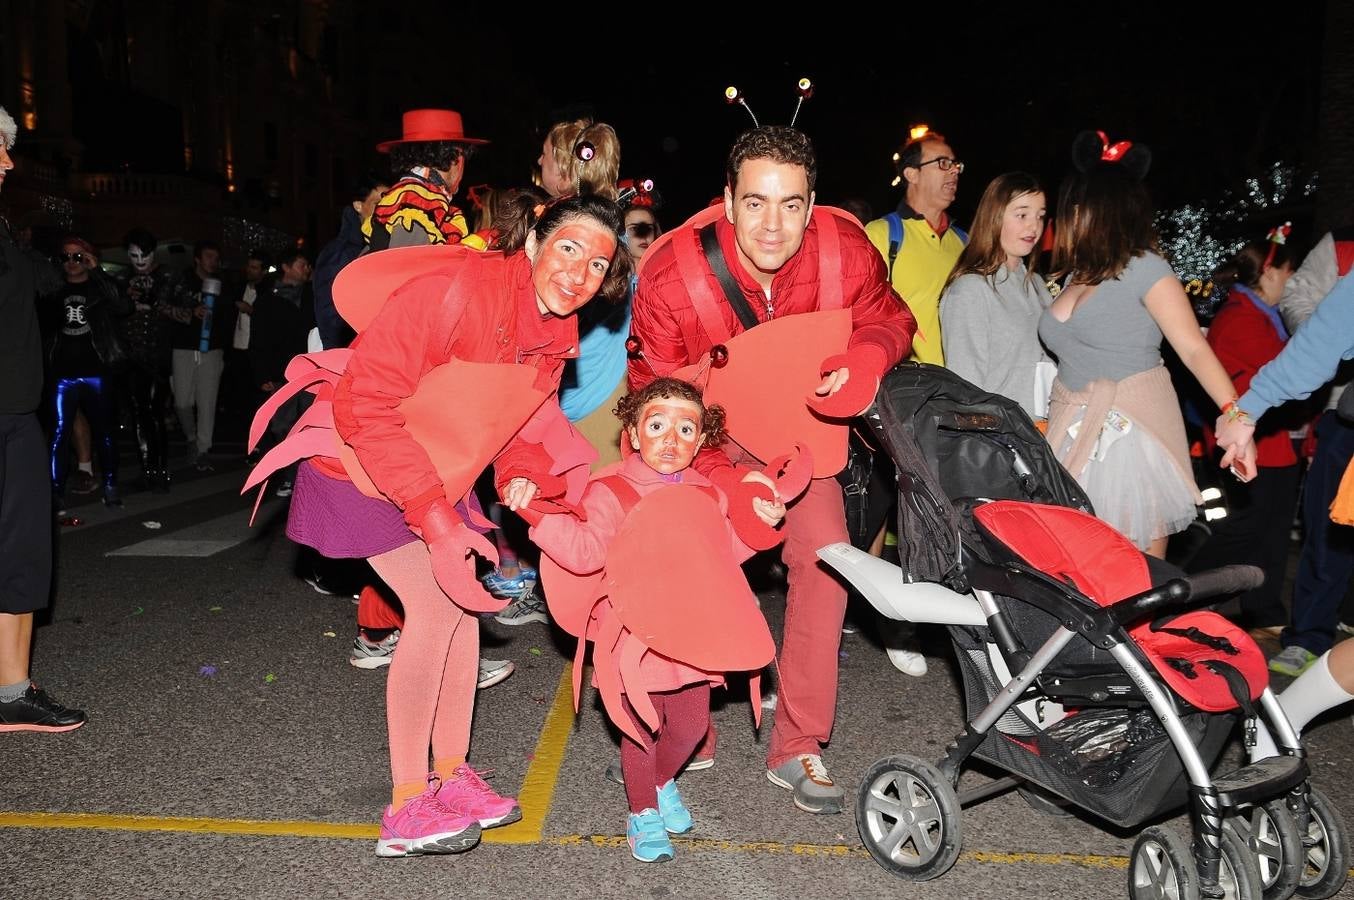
(726, 445, 848, 767)
(620, 683, 711, 814)
(357, 582, 404, 632)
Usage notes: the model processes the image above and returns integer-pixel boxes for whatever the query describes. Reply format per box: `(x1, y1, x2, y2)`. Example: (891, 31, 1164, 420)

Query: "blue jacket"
(1240, 272, 1354, 419)
(313, 206, 366, 349)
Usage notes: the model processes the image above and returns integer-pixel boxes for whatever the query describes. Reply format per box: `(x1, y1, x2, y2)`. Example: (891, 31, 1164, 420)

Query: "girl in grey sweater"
(939, 172, 1053, 420)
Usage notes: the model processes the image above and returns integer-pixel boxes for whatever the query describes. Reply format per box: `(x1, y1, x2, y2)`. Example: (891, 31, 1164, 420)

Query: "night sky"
(410, 8, 1325, 230)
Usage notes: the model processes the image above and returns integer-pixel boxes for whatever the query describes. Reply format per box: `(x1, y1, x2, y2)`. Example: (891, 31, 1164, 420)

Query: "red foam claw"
(421, 500, 506, 613)
(806, 352, 879, 419)
(729, 479, 782, 551)
(765, 443, 814, 503)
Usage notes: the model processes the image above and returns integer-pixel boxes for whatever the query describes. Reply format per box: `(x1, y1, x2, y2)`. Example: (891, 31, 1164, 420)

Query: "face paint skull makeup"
(127, 245, 154, 275)
(628, 397, 706, 474)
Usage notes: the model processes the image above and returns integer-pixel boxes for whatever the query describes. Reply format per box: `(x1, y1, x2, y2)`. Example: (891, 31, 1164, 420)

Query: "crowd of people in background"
(6, 96, 1354, 867)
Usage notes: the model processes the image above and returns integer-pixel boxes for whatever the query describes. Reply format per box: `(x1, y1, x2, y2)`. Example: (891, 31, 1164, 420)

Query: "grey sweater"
(940, 265, 1052, 417)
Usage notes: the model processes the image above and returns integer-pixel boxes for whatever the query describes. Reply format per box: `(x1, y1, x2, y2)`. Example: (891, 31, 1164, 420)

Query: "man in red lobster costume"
(628, 125, 916, 814)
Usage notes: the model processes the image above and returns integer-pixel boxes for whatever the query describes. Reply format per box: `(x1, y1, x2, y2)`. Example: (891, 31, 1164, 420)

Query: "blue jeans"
(1283, 411, 1354, 654)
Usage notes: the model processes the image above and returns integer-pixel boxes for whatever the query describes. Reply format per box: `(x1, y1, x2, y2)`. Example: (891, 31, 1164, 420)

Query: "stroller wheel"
(855, 754, 962, 881)
(1130, 826, 1199, 900)
(1230, 800, 1301, 900)
(1294, 787, 1348, 899)
(1130, 825, 1260, 900)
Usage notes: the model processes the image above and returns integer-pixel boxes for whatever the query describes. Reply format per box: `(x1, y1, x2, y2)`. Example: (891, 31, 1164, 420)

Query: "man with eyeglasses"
(861, 129, 967, 679)
(864, 129, 967, 367)
(0, 104, 88, 734)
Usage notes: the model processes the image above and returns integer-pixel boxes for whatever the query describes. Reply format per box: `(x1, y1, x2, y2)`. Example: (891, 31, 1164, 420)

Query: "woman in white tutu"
(1038, 131, 1256, 556)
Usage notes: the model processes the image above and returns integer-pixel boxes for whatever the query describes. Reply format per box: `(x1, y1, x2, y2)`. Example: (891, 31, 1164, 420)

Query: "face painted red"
(628, 397, 706, 474)
(529, 220, 617, 318)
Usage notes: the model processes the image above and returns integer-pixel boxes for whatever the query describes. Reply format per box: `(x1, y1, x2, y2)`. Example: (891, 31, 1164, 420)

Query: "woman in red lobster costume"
(248, 193, 631, 858)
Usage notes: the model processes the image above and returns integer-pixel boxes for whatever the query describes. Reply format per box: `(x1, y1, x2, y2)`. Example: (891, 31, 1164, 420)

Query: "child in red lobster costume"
(245, 193, 632, 858)
(526, 378, 802, 863)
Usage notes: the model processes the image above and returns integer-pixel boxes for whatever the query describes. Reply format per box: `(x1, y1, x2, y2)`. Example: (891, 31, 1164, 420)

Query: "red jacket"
(1206, 287, 1297, 467)
(332, 250, 578, 515)
(629, 210, 916, 479)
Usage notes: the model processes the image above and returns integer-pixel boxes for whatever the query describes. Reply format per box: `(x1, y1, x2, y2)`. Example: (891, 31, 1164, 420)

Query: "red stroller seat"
(973, 501, 1268, 714)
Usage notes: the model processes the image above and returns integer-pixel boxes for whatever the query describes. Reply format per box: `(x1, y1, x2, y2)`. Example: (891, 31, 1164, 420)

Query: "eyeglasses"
(915, 157, 965, 173)
(60, 252, 86, 263)
(626, 222, 656, 239)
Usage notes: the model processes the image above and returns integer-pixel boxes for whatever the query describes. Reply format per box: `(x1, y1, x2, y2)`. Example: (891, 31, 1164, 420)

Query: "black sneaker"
(0, 684, 87, 733)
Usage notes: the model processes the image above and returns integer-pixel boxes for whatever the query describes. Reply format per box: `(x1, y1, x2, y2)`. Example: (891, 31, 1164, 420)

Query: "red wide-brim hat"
(376, 108, 489, 152)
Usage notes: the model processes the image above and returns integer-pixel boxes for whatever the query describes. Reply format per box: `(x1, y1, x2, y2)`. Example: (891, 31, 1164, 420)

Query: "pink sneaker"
(375, 786, 481, 858)
(436, 764, 522, 828)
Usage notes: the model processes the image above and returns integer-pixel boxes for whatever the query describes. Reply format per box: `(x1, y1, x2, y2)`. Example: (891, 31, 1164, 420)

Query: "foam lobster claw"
(420, 499, 505, 613)
(728, 443, 815, 551)
(806, 349, 883, 419)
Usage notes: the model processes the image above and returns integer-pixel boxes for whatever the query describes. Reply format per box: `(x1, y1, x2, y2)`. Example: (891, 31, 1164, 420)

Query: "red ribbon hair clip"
(1264, 221, 1293, 269)
(1097, 130, 1134, 162)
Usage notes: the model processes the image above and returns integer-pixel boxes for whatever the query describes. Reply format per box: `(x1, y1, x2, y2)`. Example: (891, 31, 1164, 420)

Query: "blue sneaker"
(481, 568, 530, 599)
(626, 809, 674, 863)
(656, 779, 693, 834)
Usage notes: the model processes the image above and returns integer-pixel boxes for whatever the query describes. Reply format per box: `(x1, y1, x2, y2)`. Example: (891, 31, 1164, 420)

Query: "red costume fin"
(619, 638, 660, 733)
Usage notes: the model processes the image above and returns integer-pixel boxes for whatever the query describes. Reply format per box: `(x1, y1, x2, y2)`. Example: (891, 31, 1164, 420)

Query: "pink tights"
(368, 541, 478, 790)
(620, 683, 711, 813)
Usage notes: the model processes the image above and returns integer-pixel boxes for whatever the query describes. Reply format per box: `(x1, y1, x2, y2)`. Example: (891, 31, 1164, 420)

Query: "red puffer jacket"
(629, 208, 916, 478)
(332, 250, 579, 516)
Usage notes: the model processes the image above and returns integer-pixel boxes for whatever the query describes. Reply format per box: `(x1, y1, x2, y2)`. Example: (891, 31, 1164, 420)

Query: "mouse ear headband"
(1072, 129, 1151, 180)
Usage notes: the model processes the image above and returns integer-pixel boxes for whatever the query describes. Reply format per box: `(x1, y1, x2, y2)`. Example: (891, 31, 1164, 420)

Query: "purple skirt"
(286, 460, 489, 559)
(286, 461, 417, 558)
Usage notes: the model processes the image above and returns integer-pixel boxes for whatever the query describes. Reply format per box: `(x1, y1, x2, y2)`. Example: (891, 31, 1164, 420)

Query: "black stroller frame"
(819, 363, 1348, 900)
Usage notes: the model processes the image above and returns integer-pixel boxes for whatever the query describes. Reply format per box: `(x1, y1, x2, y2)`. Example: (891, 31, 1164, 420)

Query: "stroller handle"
(1181, 564, 1265, 603)
(1106, 565, 1264, 627)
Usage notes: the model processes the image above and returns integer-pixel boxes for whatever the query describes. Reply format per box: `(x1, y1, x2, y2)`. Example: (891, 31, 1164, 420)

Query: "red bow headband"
(1097, 130, 1134, 162)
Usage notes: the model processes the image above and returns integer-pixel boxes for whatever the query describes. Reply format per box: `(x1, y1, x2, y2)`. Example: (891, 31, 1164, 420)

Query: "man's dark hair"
(897, 132, 948, 173)
(725, 126, 817, 194)
(277, 247, 308, 269)
(193, 239, 220, 260)
(388, 141, 472, 177)
(247, 247, 271, 268)
(123, 227, 157, 252)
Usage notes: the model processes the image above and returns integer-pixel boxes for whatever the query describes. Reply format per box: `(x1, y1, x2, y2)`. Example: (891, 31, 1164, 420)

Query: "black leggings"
(126, 366, 170, 474)
(51, 375, 118, 494)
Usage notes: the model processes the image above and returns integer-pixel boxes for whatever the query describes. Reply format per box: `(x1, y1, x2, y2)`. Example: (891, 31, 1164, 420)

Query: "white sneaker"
(886, 647, 928, 677)
(476, 658, 514, 690)
(349, 630, 399, 669)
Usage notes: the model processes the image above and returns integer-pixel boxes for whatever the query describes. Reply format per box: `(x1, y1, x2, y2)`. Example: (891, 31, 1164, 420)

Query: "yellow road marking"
(482, 660, 576, 844)
(3, 812, 1352, 877)
(0, 811, 378, 840)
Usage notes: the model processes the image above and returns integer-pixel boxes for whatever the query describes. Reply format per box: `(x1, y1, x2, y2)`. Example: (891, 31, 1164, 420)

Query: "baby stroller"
(818, 363, 1348, 900)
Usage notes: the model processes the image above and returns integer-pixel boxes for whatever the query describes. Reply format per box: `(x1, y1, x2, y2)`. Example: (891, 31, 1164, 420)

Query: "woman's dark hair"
(492, 193, 633, 303)
(1050, 164, 1157, 285)
(1212, 236, 1303, 296)
(945, 172, 1046, 291)
(614, 377, 726, 448)
(388, 141, 472, 176)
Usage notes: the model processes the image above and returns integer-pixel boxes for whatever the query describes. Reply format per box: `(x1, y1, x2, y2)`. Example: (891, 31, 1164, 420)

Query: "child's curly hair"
(614, 378, 727, 447)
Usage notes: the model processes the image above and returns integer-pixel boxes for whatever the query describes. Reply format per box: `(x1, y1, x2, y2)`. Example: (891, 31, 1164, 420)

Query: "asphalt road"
(4, 456, 1353, 900)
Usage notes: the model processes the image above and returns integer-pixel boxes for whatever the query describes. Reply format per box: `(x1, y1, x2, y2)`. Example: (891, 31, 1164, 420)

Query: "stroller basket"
(950, 622, 1232, 828)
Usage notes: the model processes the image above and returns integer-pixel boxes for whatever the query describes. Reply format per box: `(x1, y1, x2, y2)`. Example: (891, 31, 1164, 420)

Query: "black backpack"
(867, 362, 1092, 591)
